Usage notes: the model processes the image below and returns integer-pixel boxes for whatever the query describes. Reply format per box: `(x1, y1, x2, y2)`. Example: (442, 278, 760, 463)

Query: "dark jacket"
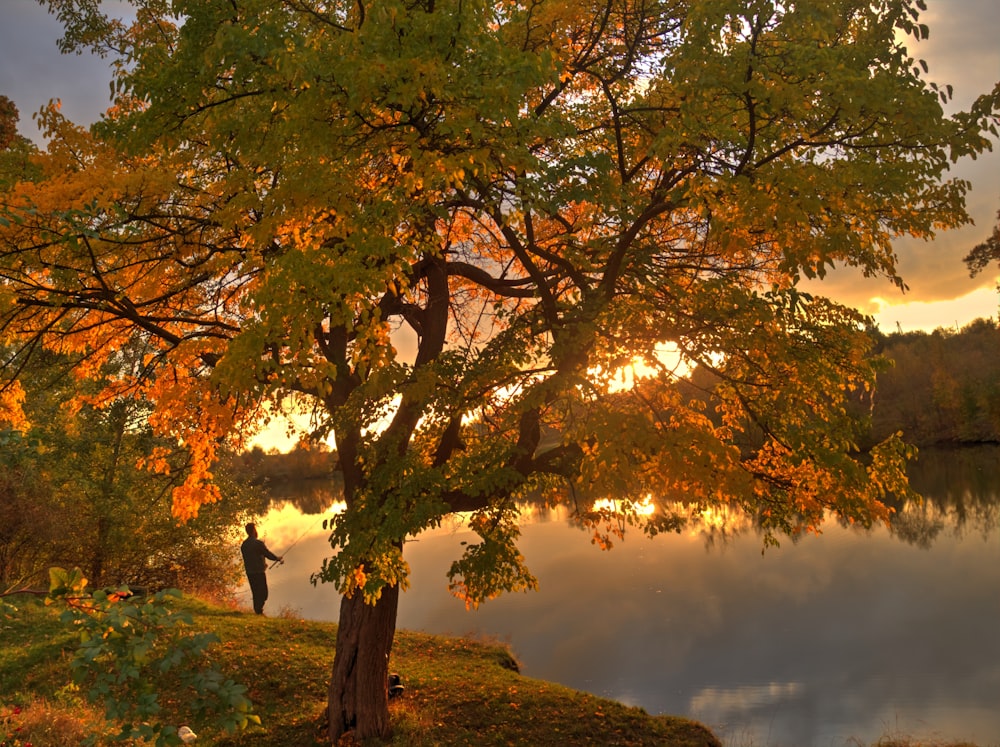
(241, 536, 280, 575)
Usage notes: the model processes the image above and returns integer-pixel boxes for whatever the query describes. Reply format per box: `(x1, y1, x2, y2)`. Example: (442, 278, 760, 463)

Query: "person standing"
(241, 523, 282, 615)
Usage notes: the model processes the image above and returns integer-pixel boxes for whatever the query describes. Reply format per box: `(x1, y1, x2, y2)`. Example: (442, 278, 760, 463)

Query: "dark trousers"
(247, 572, 269, 614)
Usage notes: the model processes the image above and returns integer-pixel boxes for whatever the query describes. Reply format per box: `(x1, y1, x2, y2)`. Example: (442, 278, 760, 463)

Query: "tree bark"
(327, 582, 400, 744)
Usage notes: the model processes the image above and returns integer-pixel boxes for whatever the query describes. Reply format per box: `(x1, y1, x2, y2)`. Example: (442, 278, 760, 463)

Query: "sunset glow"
(592, 494, 657, 517)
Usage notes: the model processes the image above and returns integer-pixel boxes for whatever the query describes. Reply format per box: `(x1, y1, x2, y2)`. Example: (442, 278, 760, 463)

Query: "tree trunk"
(327, 582, 400, 744)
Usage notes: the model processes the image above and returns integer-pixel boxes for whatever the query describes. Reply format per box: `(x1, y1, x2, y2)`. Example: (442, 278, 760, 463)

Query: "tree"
(0, 430, 65, 590)
(0, 95, 40, 193)
(964, 206, 1000, 277)
(0, 96, 19, 151)
(0, 345, 263, 596)
(2, 0, 998, 741)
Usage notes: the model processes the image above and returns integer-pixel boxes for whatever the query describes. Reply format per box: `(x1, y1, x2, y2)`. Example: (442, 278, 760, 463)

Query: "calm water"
(243, 446, 1000, 747)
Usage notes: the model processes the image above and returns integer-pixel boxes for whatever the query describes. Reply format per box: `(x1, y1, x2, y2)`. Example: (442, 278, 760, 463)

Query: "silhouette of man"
(241, 523, 282, 615)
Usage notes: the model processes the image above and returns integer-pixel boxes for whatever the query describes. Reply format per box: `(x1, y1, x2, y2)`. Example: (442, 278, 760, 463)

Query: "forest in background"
(867, 318, 1000, 445)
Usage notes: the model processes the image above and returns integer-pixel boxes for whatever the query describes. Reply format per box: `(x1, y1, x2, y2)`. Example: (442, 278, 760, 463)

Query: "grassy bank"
(0, 595, 984, 747)
(0, 595, 720, 746)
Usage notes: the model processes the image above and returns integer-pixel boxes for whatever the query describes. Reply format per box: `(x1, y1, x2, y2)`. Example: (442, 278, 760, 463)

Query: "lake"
(241, 445, 1000, 747)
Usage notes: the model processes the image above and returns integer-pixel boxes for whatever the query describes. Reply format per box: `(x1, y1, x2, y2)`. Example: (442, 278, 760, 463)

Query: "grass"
(0, 595, 989, 747)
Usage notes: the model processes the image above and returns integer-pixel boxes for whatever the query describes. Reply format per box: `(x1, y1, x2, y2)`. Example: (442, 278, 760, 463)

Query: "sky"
(1, 0, 999, 335)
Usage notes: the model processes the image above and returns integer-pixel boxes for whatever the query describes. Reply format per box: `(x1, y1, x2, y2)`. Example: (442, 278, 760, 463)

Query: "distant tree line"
(869, 318, 1000, 446)
(231, 443, 339, 485)
(225, 444, 342, 514)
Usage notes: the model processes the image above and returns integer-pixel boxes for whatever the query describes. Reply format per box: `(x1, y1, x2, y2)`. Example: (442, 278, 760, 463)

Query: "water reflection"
(245, 447, 1000, 747)
(895, 444, 1000, 546)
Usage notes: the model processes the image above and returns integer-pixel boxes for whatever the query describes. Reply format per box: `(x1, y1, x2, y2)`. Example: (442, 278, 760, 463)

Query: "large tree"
(2, 0, 998, 740)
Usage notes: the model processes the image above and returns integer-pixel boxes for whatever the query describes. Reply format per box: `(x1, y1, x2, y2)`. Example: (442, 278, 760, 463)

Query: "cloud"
(0, 2, 116, 142)
(869, 285, 999, 333)
(919, 0, 1000, 112)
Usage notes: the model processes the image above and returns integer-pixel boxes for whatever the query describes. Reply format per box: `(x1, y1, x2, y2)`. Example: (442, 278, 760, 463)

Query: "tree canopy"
(2, 0, 998, 740)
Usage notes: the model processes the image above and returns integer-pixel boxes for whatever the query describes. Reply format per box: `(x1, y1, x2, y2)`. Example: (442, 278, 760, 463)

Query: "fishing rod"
(230, 511, 334, 599)
(267, 510, 334, 570)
